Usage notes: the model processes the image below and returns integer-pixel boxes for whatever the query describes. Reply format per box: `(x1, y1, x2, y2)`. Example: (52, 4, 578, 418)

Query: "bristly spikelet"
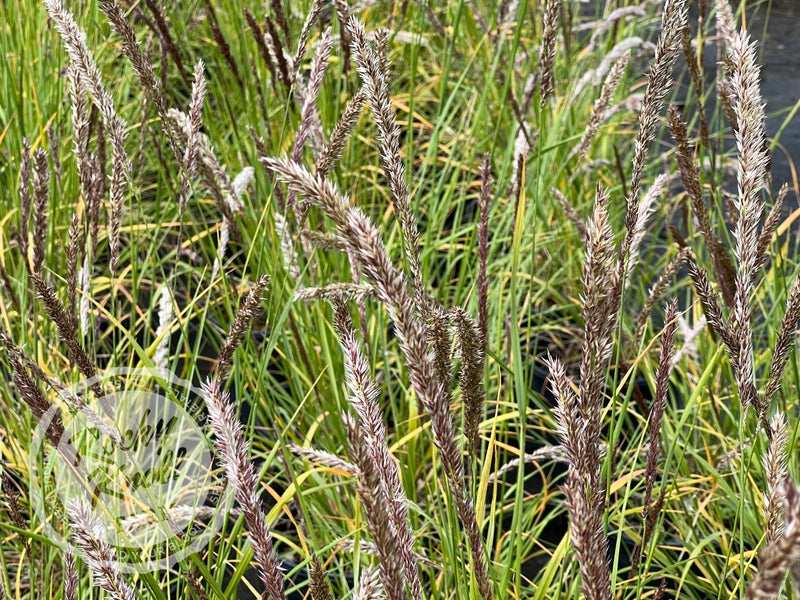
(623, 173, 668, 291)
(619, 0, 687, 288)
(715, 0, 737, 51)
(97, 0, 178, 157)
(352, 567, 382, 600)
(63, 548, 78, 600)
(66, 215, 81, 335)
(316, 87, 368, 179)
(763, 414, 788, 544)
(201, 378, 286, 600)
(345, 415, 406, 600)
(292, 28, 333, 166)
(67, 500, 136, 600)
(18, 139, 31, 268)
(291, 27, 334, 224)
(265, 157, 494, 600)
(168, 109, 243, 241)
(766, 267, 800, 404)
(635, 247, 691, 343)
(349, 17, 426, 314)
(567, 55, 629, 166)
(289, 444, 357, 476)
(333, 301, 422, 600)
(743, 483, 800, 600)
(4, 347, 65, 447)
(179, 61, 208, 214)
(154, 283, 173, 370)
(685, 253, 736, 351)
(141, 0, 190, 86)
(264, 14, 291, 88)
(292, 0, 325, 80)
(579, 185, 616, 478)
(477, 153, 491, 353)
(668, 106, 737, 308)
(545, 354, 581, 474)
(309, 556, 335, 600)
(215, 274, 270, 381)
(641, 299, 679, 547)
(546, 350, 611, 600)
(545, 185, 619, 600)
(31, 149, 49, 273)
(729, 30, 769, 416)
(755, 184, 788, 279)
(680, 24, 710, 146)
(294, 283, 375, 304)
(451, 307, 485, 455)
(45, 0, 131, 275)
(537, 0, 558, 106)
(244, 7, 281, 90)
(2, 471, 30, 553)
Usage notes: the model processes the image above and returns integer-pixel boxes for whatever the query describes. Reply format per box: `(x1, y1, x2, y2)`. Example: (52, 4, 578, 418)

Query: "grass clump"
(1, 0, 800, 599)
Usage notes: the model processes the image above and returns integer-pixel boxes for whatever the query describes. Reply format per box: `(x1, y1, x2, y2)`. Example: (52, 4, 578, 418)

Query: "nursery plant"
(1, 0, 800, 599)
